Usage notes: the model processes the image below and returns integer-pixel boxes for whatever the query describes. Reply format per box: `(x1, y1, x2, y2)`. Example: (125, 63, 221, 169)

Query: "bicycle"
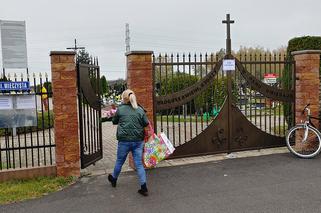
(286, 103, 321, 158)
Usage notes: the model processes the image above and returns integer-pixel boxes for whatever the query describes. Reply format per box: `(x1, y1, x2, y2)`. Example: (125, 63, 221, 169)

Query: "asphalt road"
(1, 153, 321, 213)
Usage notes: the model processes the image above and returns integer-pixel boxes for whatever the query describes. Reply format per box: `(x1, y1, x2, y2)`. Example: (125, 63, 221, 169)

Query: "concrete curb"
(154, 147, 288, 169)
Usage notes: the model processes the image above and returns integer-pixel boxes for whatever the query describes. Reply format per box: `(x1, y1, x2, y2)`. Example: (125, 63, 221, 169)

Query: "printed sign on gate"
(0, 81, 30, 91)
(223, 59, 235, 71)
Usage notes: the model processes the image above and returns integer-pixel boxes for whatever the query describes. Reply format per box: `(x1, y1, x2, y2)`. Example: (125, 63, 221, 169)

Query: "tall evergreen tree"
(100, 75, 109, 95)
(77, 49, 91, 64)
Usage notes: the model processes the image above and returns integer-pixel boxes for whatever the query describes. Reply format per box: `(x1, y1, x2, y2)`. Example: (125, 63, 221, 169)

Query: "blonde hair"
(122, 89, 138, 109)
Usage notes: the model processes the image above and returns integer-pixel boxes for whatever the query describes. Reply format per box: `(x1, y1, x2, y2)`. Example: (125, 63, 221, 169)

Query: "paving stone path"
(81, 122, 130, 175)
(81, 117, 287, 176)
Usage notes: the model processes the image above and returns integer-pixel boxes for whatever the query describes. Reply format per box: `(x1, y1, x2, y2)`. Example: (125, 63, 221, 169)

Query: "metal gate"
(153, 14, 295, 158)
(0, 73, 55, 170)
(77, 59, 103, 169)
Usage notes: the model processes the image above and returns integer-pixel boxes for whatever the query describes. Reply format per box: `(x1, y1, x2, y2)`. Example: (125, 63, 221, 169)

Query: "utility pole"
(125, 23, 131, 80)
(66, 38, 85, 52)
(125, 23, 130, 52)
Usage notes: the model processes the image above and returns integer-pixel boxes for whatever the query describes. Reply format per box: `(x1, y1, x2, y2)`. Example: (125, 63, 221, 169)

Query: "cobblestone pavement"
(0, 112, 287, 174)
(81, 122, 130, 175)
(81, 121, 289, 176)
(82, 121, 203, 175)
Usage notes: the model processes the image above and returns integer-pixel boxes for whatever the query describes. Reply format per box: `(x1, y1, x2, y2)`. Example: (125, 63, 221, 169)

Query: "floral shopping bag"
(143, 134, 168, 168)
(143, 121, 176, 168)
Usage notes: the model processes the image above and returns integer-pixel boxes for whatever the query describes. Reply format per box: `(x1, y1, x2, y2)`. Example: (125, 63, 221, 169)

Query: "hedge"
(287, 36, 321, 54)
(284, 36, 321, 126)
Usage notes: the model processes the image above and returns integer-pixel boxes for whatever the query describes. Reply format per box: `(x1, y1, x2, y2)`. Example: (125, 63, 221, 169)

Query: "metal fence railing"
(0, 73, 55, 170)
(153, 53, 221, 147)
(236, 53, 295, 136)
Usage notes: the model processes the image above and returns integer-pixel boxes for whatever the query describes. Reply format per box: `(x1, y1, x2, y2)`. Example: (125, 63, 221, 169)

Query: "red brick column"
(293, 50, 321, 127)
(50, 51, 80, 177)
(126, 51, 154, 169)
(126, 51, 155, 125)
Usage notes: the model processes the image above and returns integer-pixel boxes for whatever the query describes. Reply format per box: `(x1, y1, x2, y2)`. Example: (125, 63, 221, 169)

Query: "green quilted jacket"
(112, 104, 149, 141)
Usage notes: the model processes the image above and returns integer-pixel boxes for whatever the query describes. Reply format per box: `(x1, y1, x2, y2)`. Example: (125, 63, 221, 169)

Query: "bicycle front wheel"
(286, 125, 321, 158)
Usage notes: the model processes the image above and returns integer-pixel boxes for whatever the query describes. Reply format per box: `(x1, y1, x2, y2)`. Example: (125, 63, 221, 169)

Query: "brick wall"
(319, 55, 321, 130)
(126, 51, 154, 125)
(293, 50, 321, 129)
(50, 51, 80, 177)
(0, 166, 56, 182)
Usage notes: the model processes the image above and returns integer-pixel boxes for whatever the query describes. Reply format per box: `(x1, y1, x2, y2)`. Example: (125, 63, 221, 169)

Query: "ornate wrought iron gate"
(77, 59, 103, 168)
(153, 14, 295, 158)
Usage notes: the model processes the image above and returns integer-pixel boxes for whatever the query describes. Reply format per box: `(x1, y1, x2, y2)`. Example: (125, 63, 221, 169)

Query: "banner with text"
(0, 20, 28, 69)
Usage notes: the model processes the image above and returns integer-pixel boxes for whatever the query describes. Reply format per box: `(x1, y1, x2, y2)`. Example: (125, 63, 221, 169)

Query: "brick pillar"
(126, 51, 154, 169)
(293, 50, 321, 149)
(50, 51, 80, 177)
(126, 51, 154, 125)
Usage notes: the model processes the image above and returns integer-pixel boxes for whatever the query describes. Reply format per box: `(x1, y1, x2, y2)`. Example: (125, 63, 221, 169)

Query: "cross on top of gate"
(222, 14, 235, 55)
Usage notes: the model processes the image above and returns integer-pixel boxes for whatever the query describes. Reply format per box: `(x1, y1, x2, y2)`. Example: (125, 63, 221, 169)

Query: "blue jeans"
(112, 141, 146, 185)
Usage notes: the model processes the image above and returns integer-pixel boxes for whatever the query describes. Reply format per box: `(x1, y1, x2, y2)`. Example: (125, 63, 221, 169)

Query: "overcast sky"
(0, 0, 320, 80)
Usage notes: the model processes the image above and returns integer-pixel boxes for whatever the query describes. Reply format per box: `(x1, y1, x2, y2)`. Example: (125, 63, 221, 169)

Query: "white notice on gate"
(16, 95, 36, 109)
(223, 59, 235, 71)
(0, 96, 13, 110)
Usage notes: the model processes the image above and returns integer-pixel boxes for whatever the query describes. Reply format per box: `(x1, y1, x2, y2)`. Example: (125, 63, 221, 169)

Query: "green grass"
(0, 163, 11, 170)
(35, 111, 54, 131)
(0, 176, 75, 205)
(156, 104, 286, 123)
(156, 107, 283, 123)
(241, 104, 285, 117)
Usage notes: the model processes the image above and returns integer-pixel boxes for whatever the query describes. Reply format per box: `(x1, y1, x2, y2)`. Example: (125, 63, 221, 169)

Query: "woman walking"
(108, 89, 149, 196)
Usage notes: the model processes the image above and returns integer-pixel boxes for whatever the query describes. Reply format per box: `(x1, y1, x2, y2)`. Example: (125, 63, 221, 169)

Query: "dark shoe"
(108, 174, 117, 187)
(138, 183, 148, 196)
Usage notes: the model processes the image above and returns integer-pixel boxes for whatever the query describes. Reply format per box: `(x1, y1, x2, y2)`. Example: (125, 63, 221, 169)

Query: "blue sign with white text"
(0, 81, 30, 91)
